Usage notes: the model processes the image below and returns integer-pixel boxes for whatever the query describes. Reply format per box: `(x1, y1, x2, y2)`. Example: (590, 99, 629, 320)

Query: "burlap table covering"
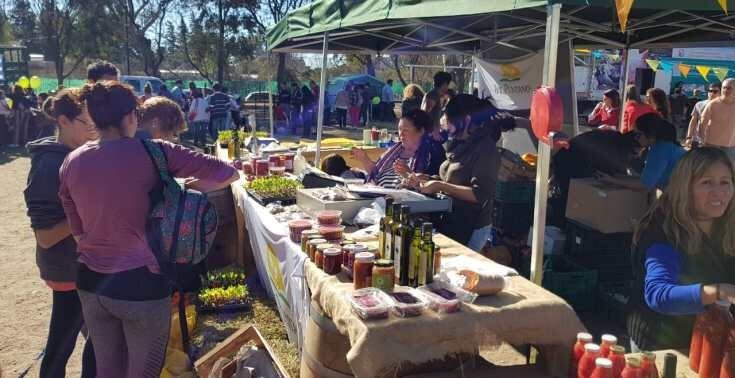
(305, 233, 585, 377)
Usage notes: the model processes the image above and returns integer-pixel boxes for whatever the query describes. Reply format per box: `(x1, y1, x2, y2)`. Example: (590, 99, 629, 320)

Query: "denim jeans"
(210, 117, 228, 139)
(193, 121, 209, 145)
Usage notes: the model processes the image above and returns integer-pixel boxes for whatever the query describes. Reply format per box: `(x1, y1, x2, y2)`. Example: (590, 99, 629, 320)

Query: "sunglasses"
(709, 89, 720, 93)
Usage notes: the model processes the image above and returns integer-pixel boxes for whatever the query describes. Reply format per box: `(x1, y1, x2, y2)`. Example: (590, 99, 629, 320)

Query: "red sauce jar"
(578, 343, 600, 378)
(571, 332, 593, 375)
(301, 230, 321, 253)
(307, 238, 327, 261)
(315, 243, 336, 269)
(288, 219, 312, 243)
(249, 156, 260, 173)
(268, 155, 280, 168)
(342, 244, 367, 277)
(276, 154, 285, 167)
(639, 352, 658, 378)
(255, 159, 269, 176)
(721, 319, 735, 378)
(599, 334, 617, 358)
(608, 345, 626, 378)
(353, 252, 375, 290)
(589, 358, 613, 378)
(620, 357, 642, 378)
(322, 248, 342, 274)
(699, 305, 729, 378)
(283, 153, 295, 172)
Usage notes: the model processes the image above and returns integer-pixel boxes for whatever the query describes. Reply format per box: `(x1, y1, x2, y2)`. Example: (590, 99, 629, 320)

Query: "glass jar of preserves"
(308, 238, 327, 261)
(323, 248, 342, 275)
(315, 243, 336, 269)
(342, 244, 367, 278)
(301, 230, 321, 253)
(372, 259, 395, 292)
(353, 252, 375, 290)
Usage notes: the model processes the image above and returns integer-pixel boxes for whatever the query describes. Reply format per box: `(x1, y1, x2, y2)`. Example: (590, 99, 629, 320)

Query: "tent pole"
(315, 32, 329, 166)
(268, 52, 275, 137)
(569, 40, 580, 136)
(618, 40, 631, 130)
(530, 3, 562, 286)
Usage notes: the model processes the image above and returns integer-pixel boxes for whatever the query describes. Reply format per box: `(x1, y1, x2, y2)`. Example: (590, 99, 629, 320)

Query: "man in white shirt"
(381, 79, 395, 121)
(687, 82, 721, 146)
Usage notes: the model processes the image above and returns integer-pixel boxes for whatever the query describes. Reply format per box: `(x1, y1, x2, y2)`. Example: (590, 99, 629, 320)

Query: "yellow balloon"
(18, 76, 30, 89)
(30, 76, 41, 89)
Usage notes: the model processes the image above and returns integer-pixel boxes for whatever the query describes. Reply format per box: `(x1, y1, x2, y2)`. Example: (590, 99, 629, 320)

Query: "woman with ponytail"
(58, 81, 238, 377)
(408, 94, 515, 250)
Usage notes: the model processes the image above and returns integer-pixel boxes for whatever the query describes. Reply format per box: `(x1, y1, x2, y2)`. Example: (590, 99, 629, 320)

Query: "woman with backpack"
(59, 81, 238, 377)
(24, 88, 97, 378)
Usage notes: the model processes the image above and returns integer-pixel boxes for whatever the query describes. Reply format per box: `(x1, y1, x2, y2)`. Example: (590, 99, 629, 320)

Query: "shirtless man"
(686, 82, 720, 146)
(700, 78, 735, 161)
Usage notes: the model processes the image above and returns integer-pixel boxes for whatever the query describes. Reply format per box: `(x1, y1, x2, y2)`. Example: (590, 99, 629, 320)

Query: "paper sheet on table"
(347, 185, 432, 202)
(441, 255, 518, 277)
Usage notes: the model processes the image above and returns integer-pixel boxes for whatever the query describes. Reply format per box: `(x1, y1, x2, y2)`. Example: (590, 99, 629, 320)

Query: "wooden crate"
(194, 324, 289, 378)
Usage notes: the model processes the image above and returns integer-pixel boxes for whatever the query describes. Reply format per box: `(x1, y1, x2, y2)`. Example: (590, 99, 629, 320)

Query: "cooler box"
(565, 178, 649, 234)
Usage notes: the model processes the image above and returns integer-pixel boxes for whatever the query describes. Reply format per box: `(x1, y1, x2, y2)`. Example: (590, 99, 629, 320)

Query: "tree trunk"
(276, 52, 287, 85)
(216, 0, 225, 83)
(391, 55, 406, 86)
(365, 54, 375, 76)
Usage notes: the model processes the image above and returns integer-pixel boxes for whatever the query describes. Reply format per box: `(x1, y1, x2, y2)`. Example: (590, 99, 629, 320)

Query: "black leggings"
(40, 290, 96, 378)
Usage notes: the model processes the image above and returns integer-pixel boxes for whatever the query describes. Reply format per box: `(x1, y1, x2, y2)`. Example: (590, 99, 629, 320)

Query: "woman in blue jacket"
(627, 147, 735, 351)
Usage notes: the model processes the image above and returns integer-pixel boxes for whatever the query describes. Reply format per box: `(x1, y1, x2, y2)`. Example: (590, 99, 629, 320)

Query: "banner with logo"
(474, 54, 544, 110)
(236, 185, 310, 350)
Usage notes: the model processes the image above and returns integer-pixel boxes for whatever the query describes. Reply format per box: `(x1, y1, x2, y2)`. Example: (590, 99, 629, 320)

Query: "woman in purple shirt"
(59, 81, 238, 377)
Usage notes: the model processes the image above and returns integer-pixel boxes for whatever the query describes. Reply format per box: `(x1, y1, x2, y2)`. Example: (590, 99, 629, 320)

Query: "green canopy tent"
(266, 0, 735, 285)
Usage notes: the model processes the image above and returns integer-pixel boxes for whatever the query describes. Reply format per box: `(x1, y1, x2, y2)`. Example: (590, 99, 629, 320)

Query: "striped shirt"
(377, 157, 407, 189)
(207, 92, 231, 120)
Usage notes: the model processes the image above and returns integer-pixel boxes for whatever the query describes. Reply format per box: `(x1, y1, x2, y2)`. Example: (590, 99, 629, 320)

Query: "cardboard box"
(565, 178, 649, 234)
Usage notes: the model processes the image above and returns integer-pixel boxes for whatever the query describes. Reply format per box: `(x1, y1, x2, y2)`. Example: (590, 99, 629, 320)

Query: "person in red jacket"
(622, 84, 657, 134)
(588, 89, 621, 130)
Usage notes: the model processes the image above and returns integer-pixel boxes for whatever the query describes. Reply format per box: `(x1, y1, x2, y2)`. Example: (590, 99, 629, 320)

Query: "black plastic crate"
(597, 281, 632, 327)
(495, 180, 535, 204)
(565, 219, 632, 258)
(492, 201, 533, 235)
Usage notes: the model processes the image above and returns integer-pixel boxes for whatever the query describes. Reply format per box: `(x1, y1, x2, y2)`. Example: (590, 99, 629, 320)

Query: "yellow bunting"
(615, 0, 635, 32)
(718, 0, 728, 15)
(696, 65, 711, 81)
(608, 54, 621, 62)
(645, 59, 660, 71)
(679, 64, 691, 78)
(713, 67, 731, 82)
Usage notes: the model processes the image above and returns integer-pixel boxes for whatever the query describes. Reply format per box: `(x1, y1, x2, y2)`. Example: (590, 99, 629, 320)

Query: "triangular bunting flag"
(678, 64, 691, 78)
(614, 0, 635, 32)
(645, 59, 660, 71)
(718, 0, 728, 15)
(608, 54, 621, 62)
(660, 61, 674, 72)
(713, 67, 731, 82)
(592, 51, 604, 59)
(696, 65, 711, 81)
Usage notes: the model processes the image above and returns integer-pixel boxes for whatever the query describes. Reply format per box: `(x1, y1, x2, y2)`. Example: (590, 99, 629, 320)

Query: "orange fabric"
(45, 280, 76, 292)
(622, 101, 657, 134)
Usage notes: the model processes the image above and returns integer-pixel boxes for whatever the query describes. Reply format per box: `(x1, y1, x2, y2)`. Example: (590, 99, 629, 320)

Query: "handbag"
(188, 99, 198, 121)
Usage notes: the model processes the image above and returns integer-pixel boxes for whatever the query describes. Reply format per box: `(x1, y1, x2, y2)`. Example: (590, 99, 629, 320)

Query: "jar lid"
(344, 244, 367, 252)
(288, 219, 312, 228)
(375, 259, 393, 267)
(641, 351, 655, 360)
(594, 358, 612, 368)
(302, 229, 321, 236)
(583, 343, 600, 353)
(625, 357, 640, 368)
(576, 332, 593, 341)
(610, 345, 625, 354)
(601, 334, 617, 344)
(309, 238, 327, 245)
(317, 243, 337, 251)
(323, 248, 342, 256)
(355, 252, 375, 262)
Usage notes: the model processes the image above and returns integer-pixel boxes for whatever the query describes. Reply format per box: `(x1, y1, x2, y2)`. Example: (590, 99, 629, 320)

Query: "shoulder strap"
(141, 139, 173, 183)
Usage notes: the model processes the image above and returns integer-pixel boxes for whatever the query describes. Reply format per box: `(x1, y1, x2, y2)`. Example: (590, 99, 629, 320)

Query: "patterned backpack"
(141, 139, 218, 271)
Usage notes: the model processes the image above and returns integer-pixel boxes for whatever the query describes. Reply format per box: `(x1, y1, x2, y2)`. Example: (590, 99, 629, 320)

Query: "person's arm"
(351, 147, 377, 173)
(699, 102, 712, 143)
(644, 244, 706, 315)
(35, 220, 72, 249)
(422, 95, 436, 114)
(185, 174, 240, 193)
(686, 110, 700, 142)
(420, 180, 478, 203)
(639, 144, 671, 191)
(58, 161, 84, 241)
(587, 104, 603, 126)
(162, 141, 238, 186)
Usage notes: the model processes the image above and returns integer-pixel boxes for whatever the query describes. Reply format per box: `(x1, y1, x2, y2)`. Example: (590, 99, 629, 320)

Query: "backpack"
(141, 139, 218, 358)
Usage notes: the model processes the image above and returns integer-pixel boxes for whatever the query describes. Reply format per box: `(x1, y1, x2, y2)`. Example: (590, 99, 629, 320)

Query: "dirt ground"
(0, 148, 85, 377)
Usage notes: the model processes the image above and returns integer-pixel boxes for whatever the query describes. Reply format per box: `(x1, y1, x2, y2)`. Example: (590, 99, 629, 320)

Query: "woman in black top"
(408, 94, 515, 249)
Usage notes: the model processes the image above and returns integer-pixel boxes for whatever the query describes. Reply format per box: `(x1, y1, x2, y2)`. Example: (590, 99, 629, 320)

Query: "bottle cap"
(577, 332, 593, 342)
(641, 351, 656, 361)
(355, 252, 375, 263)
(625, 357, 641, 368)
(375, 259, 393, 267)
(583, 343, 600, 353)
(595, 358, 613, 368)
(323, 248, 342, 256)
(601, 334, 618, 344)
(610, 345, 626, 355)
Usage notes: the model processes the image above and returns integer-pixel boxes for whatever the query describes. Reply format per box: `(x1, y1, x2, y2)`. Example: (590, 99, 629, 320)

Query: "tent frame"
(269, 0, 735, 287)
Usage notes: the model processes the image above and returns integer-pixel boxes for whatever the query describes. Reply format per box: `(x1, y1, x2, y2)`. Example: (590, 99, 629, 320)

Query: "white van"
(120, 75, 165, 97)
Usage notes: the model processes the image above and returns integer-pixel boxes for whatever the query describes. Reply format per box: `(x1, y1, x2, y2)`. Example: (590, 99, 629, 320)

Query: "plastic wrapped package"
(349, 288, 393, 320)
(389, 287, 428, 317)
(438, 270, 510, 296)
(417, 281, 478, 313)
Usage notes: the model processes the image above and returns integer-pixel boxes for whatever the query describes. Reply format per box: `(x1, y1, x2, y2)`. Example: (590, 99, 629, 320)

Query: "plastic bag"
(352, 200, 383, 226)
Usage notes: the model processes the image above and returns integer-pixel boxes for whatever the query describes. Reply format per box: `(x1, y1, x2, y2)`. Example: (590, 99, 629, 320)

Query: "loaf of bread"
(459, 269, 506, 296)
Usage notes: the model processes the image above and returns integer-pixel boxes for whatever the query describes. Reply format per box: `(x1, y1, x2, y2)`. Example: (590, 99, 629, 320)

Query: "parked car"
(120, 75, 165, 97)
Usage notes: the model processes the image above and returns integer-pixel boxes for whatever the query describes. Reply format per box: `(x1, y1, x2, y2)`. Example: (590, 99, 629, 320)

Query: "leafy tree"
(9, 0, 38, 51)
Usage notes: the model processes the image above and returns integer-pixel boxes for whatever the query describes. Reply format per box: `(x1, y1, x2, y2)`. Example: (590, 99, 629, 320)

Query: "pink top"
(59, 138, 236, 274)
